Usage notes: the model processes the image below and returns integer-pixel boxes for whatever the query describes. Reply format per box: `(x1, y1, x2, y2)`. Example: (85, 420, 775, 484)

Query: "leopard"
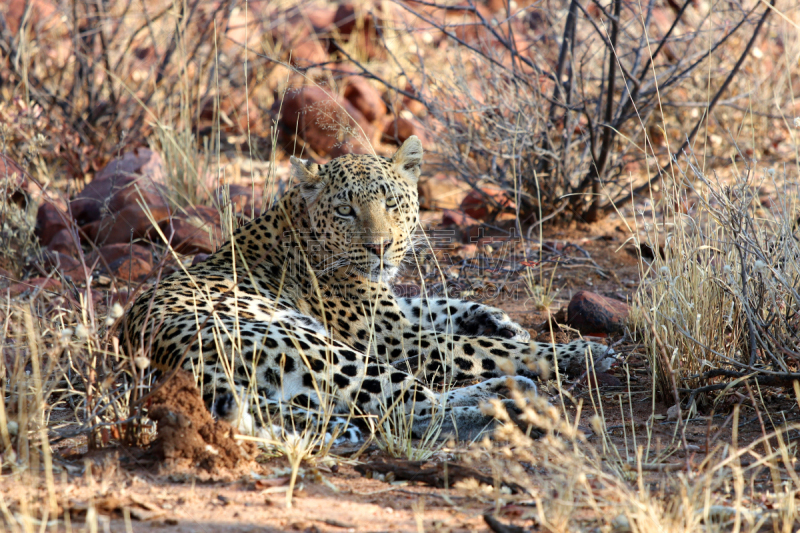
(123, 136, 615, 444)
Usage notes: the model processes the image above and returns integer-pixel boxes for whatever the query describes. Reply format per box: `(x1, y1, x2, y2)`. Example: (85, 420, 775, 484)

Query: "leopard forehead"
(308, 154, 419, 220)
(320, 154, 416, 196)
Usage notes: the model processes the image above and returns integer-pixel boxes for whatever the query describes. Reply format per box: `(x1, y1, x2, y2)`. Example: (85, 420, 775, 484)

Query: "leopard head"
(290, 136, 422, 282)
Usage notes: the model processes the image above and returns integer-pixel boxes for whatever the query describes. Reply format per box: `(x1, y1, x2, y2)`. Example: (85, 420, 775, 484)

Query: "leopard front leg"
(396, 297, 530, 341)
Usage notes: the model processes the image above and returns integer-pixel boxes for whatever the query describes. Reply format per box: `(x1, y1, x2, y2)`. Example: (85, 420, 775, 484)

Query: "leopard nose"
(363, 238, 393, 256)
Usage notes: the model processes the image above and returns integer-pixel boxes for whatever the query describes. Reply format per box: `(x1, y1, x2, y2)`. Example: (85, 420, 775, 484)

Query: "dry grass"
(632, 159, 800, 402)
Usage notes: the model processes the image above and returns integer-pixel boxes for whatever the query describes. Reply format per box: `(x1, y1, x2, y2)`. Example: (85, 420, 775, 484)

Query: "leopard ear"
(390, 135, 423, 182)
(291, 156, 325, 203)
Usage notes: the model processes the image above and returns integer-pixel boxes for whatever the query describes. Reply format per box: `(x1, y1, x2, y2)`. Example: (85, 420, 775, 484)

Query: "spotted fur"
(124, 136, 614, 443)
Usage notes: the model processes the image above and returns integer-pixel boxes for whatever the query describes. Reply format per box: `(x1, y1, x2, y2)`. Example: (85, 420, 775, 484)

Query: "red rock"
(463, 216, 517, 245)
(418, 174, 469, 211)
(36, 202, 69, 245)
(185, 205, 221, 226)
(108, 256, 151, 282)
(2, 0, 57, 35)
(70, 148, 167, 227)
(306, 7, 338, 30)
(457, 243, 479, 257)
(649, 8, 677, 61)
(382, 118, 414, 145)
(198, 94, 263, 137)
(332, 2, 359, 35)
(6, 277, 61, 298)
(343, 77, 386, 123)
(441, 209, 481, 228)
(566, 291, 630, 335)
(217, 184, 263, 218)
(381, 117, 430, 147)
(221, 6, 263, 52)
(270, 8, 334, 67)
(274, 86, 373, 157)
(332, 3, 384, 59)
(94, 243, 153, 267)
(42, 251, 83, 279)
(432, 8, 532, 68)
(289, 37, 329, 68)
(81, 204, 171, 246)
(149, 206, 222, 255)
(484, 0, 508, 13)
(78, 243, 152, 282)
(586, 3, 602, 18)
(459, 187, 516, 220)
(47, 228, 79, 256)
(400, 84, 428, 117)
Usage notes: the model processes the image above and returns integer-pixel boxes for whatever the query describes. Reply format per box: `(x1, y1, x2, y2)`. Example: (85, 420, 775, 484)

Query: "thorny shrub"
(633, 156, 800, 404)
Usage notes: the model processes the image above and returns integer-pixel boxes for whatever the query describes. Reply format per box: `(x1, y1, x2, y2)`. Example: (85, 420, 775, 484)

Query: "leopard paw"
(460, 306, 530, 341)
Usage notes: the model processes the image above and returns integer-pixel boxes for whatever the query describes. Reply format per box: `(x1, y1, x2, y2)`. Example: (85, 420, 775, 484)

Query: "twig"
(603, 0, 775, 214)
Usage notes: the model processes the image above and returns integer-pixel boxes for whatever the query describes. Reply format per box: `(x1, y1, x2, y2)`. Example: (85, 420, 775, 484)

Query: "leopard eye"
(386, 197, 398, 209)
(335, 205, 354, 217)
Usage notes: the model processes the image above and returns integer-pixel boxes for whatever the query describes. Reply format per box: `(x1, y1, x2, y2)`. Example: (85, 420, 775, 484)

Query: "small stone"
(566, 291, 630, 335)
(84, 243, 154, 281)
(192, 253, 210, 266)
(217, 184, 262, 218)
(42, 251, 82, 279)
(459, 187, 516, 221)
(3, 0, 57, 34)
(611, 514, 631, 532)
(270, 7, 333, 67)
(588, 371, 622, 388)
(667, 404, 680, 421)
